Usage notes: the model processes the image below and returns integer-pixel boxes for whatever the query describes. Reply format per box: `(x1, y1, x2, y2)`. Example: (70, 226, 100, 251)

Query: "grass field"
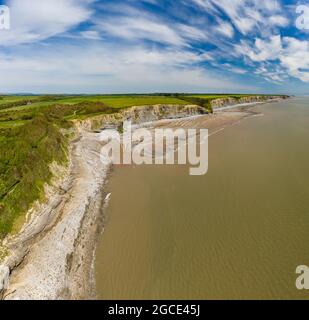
(187, 94, 252, 99)
(49, 95, 188, 108)
(0, 120, 28, 128)
(0, 96, 40, 105)
(0, 95, 188, 114)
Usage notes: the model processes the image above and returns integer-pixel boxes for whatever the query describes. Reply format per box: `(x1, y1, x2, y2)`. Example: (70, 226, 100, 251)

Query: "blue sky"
(0, 0, 308, 94)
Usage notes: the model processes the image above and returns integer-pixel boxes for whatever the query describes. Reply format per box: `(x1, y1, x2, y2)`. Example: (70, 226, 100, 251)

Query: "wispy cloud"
(0, 0, 93, 45)
(0, 0, 307, 93)
(236, 35, 309, 82)
(192, 0, 289, 35)
(96, 16, 186, 46)
(0, 44, 256, 93)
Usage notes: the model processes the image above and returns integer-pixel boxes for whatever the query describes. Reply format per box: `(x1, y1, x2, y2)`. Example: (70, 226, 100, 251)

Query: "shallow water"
(95, 98, 309, 299)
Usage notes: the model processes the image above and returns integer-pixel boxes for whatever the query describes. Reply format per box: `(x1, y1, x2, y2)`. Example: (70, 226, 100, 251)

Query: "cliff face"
(210, 95, 288, 109)
(74, 104, 207, 131)
(74, 96, 289, 131)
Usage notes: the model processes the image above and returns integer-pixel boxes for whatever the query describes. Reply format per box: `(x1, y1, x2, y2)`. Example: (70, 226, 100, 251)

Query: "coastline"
(0, 97, 288, 300)
(2, 129, 112, 299)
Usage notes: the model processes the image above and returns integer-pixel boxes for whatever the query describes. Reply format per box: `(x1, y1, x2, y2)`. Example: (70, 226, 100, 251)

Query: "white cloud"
(80, 30, 102, 40)
(177, 24, 208, 42)
(0, 44, 256, 93)
(93, 3, 237, 48)
(191, 0, 289, 34)
(97, 16, 185, 46)
(121, 48, 206, 66)
(0, 0, 301, 92)
(238, 35, 282, 62)
(94, 5, 212, 47)
(225, 65, 247, 75)
(255, 63, 287, 83)
(236, 35, 309, 82)
(280, 37, 309, 82)
(216, 19, 234, 38)
(0, 0, 93, 45)
(269, 15, 289, 27)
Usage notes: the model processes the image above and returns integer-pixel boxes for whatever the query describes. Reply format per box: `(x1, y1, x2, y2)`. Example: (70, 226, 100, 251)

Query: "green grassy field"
(50, 95, 188, 108)
(0, 95, 188, 113)
(187, 94, 252, 99)
(0, 93, 276, 239)
(0, 96, 40, 105)
(0, 120, 28, 129)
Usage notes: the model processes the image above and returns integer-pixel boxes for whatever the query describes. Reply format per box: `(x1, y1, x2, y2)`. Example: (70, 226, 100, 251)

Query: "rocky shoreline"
(1, 130, 111, 299)
(0, 96, 288, 300)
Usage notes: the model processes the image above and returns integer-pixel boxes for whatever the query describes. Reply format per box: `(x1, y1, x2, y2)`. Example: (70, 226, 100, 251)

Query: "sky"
(0, 0, 308, 94)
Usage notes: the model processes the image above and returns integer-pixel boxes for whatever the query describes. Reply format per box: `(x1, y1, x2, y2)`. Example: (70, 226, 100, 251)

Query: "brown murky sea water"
(95, 98, 309, 299)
